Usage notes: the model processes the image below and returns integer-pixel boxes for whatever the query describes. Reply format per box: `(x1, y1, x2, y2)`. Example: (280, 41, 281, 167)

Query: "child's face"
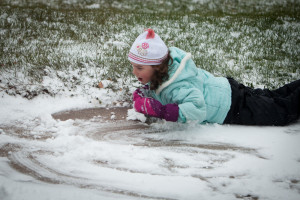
(131, 62, 156, 85)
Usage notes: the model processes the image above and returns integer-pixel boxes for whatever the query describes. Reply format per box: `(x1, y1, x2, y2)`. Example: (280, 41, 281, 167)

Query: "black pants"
(223, 78, 300, 126)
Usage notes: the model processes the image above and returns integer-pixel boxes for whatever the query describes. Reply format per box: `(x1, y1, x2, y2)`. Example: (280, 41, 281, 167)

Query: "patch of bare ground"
(52, 107, 130, 121)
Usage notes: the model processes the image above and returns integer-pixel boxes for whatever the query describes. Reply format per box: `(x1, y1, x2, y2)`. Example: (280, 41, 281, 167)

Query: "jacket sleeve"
(162, 86, 207, 123)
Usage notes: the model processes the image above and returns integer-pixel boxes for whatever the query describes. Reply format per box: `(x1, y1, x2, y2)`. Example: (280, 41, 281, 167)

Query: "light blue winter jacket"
(148, 47, 232, 124)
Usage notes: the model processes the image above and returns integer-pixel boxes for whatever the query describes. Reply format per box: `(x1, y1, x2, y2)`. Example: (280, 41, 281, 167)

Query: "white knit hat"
(128, 29, 168, 65)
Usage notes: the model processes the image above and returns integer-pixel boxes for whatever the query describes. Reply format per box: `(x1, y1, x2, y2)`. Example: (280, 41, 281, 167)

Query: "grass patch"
(0, 0, 300, 98)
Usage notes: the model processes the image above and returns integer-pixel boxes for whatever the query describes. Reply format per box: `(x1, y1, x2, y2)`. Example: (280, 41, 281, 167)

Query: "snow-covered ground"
(0, 91, 300, 200)
(1, 0, 300, 199)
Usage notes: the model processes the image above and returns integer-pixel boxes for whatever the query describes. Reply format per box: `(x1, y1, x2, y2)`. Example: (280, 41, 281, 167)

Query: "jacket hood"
(156, 47, 197, 94)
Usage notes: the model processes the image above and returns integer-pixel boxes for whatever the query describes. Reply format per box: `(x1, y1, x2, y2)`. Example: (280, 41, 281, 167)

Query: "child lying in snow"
(128, 29, 300, 126)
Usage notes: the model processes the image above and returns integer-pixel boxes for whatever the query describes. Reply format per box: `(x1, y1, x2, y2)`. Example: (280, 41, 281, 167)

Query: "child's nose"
(132, 68, 137, 76)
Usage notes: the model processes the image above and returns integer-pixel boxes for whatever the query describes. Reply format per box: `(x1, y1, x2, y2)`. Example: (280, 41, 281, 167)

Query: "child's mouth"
(138, 78, 143, 82)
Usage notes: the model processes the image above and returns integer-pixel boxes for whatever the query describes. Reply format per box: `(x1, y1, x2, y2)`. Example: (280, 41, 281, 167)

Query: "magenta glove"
(133, 90, 179, 122)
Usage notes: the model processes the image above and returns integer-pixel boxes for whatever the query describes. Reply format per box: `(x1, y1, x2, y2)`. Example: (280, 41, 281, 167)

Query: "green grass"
(0, 0, 300, 98)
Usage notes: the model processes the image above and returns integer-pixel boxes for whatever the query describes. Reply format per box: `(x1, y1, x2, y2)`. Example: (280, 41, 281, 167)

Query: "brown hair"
(150, 51, 173, 90)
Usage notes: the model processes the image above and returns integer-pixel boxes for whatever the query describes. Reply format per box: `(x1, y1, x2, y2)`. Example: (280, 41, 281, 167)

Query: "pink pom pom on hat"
(128, 29, 168, 65)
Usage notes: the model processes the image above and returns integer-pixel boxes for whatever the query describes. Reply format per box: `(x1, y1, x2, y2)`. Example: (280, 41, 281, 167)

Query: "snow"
(126, 108, 147, 122)
(0, 91, 300, 200)
(230, 32, 241, 38)
(86, 4, 100, 9)
(0, 1, 300, 199)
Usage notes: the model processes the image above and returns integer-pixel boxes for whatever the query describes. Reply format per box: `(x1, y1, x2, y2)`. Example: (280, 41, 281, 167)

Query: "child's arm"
(133, 90, 179, 122)
(164, 86, 207, 123)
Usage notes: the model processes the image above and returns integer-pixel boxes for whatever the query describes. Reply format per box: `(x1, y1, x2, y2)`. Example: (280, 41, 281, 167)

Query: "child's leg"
(272, 79, 300, 97)
(249, 79, 300, 98)
(224, 78, 300, 126)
